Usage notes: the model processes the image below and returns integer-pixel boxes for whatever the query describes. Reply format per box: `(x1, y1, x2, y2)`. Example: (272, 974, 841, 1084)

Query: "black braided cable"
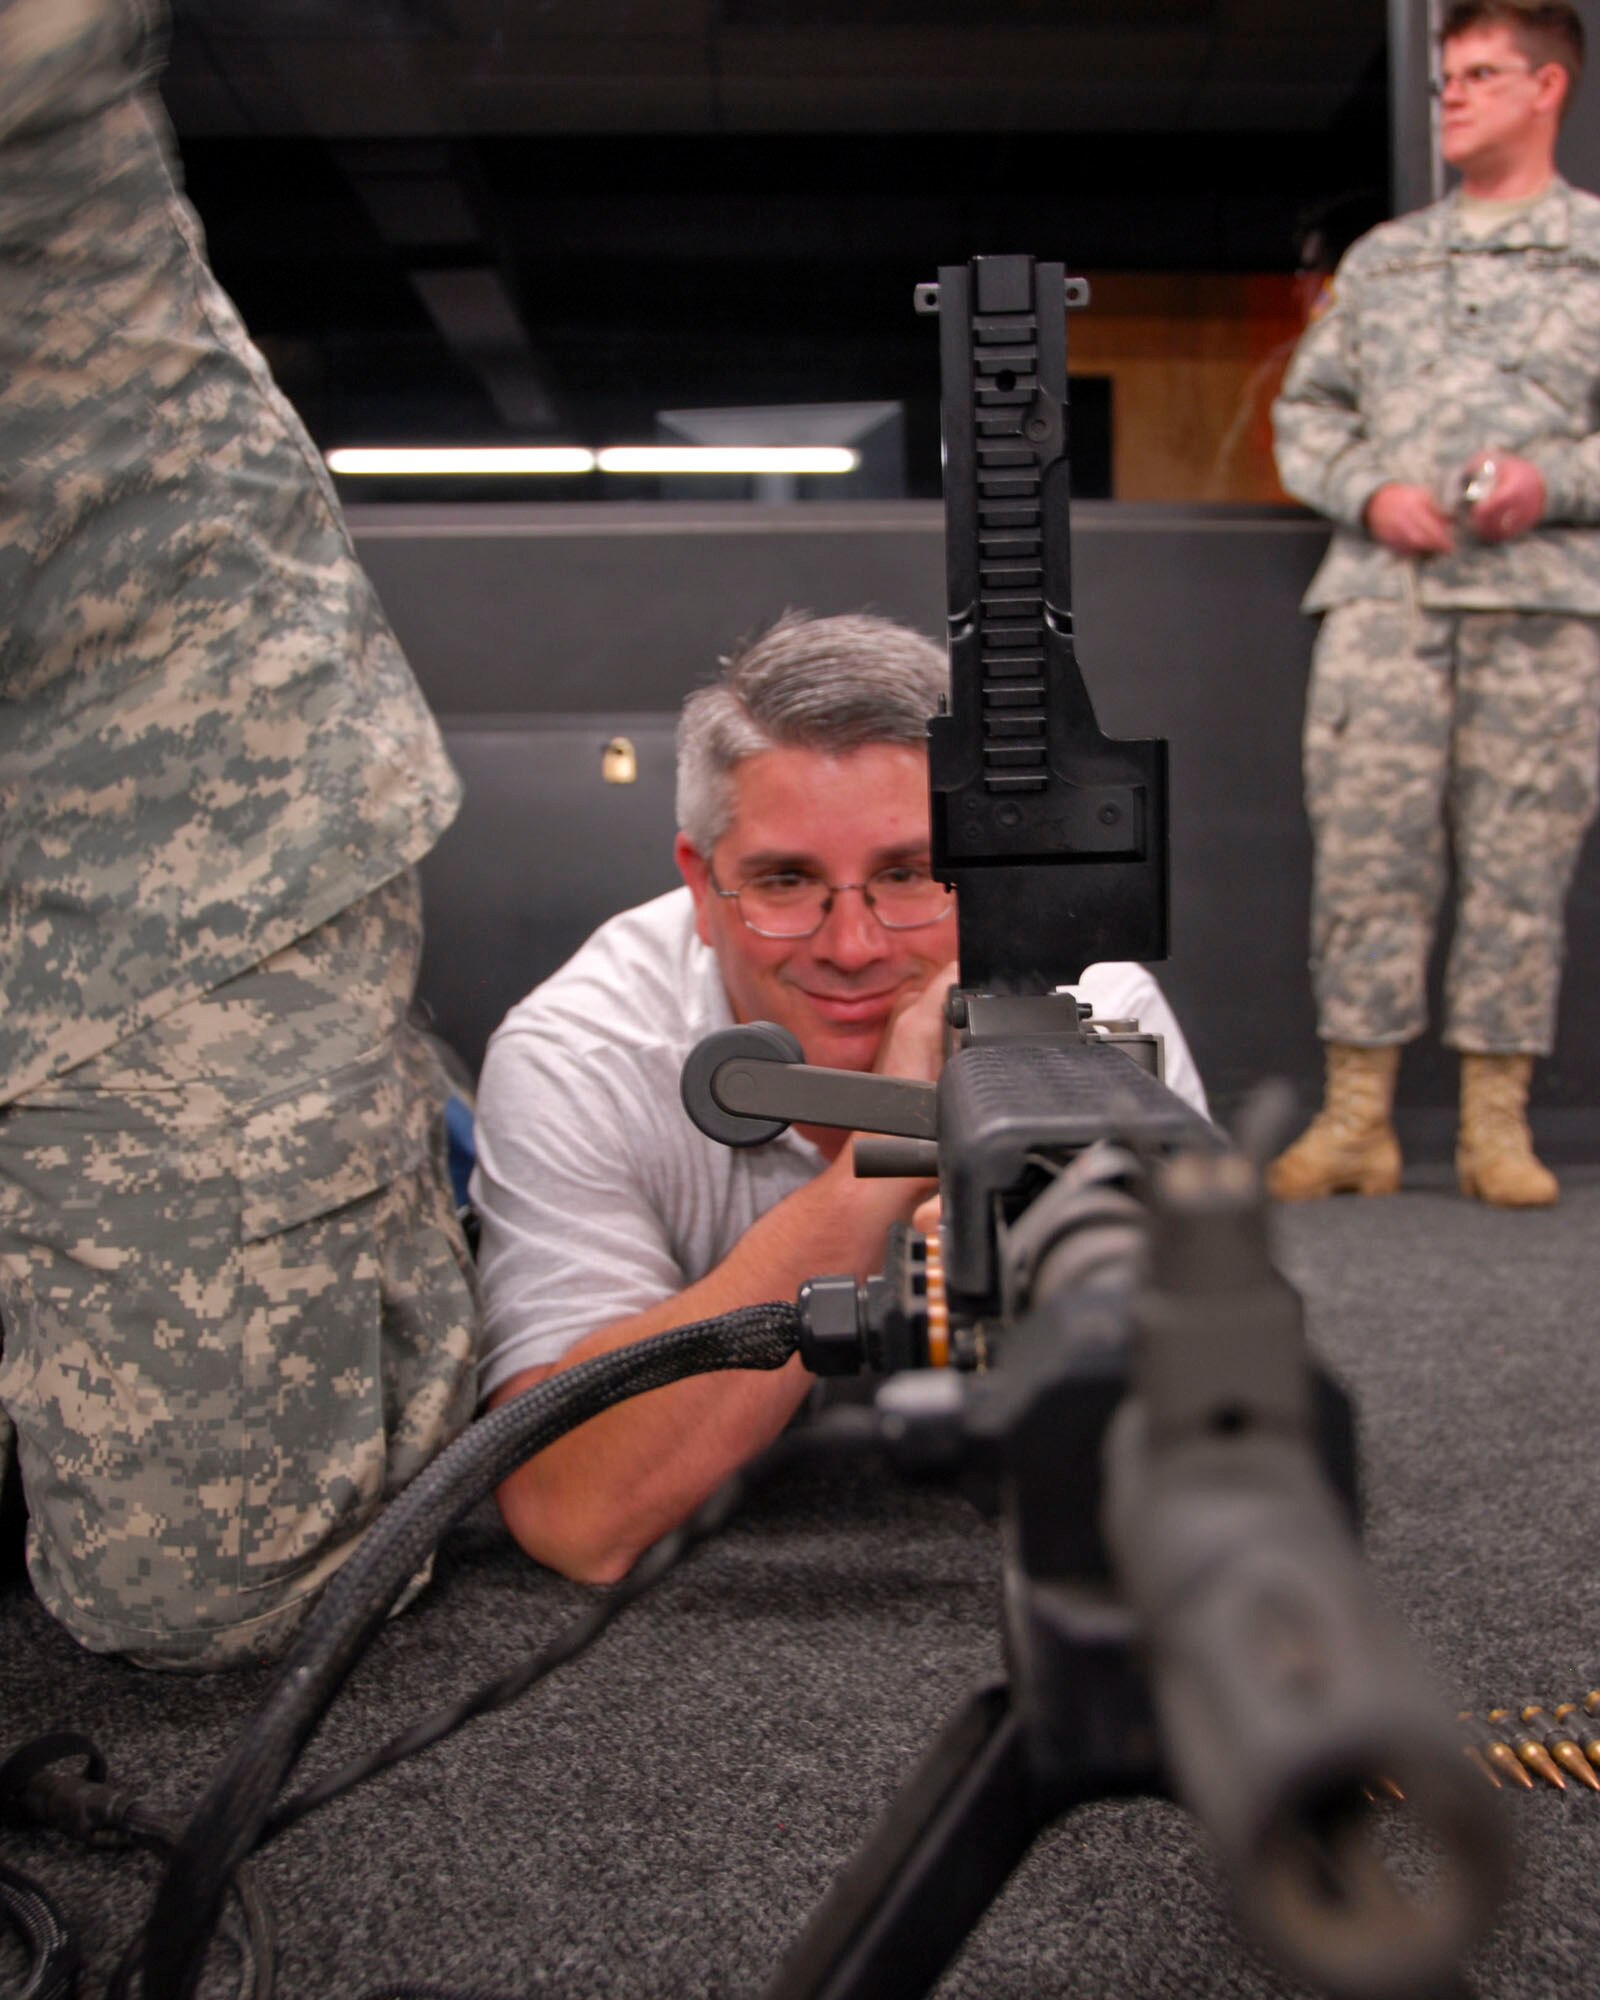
(261, 1506, 711, 1843)
(119, 1804, 277, 2000)
(262, 1411, 876, 1841)
(141, 1303, 800, 2000)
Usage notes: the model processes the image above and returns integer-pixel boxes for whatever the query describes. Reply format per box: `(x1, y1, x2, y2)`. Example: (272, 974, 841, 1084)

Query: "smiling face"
(1438, 23, 1566, 192)
(675, 741, 954, 1073)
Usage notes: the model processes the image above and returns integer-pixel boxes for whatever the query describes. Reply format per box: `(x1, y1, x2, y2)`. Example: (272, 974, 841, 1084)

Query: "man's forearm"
(1271, 301, 1389, 531)
(490, 1148, 926, 1582)
(1274, 406, 1387, 532)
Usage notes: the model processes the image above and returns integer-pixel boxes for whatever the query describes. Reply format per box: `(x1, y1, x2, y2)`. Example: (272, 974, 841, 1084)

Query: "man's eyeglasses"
(708, 863, 954, 939)
(1430, 61, 1539, 96)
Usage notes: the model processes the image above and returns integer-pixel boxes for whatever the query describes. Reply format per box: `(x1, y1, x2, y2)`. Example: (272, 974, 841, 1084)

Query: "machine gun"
(678, 255, 1510, 2000)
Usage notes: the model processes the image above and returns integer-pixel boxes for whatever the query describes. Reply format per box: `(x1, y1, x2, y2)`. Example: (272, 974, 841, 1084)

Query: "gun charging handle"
(1103, 1149, 1509, 2000)
(681, 1023, 938, 1156)
(679, 1022, 810, 1147)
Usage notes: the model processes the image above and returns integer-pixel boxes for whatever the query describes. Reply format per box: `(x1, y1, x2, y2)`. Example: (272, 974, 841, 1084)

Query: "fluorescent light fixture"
(325, 446, 596, 476)
(322, 442, 860, 480)
(595, 446, 859, 475)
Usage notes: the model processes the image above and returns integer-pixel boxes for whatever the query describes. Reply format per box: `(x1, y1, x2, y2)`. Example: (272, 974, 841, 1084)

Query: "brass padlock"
(601, 735, 637, 785)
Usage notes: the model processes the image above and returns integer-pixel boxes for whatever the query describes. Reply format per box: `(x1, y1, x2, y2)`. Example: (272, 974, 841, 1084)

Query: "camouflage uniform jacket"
(0, 0, 461, 1105)
(1274, 177, 1600, 616)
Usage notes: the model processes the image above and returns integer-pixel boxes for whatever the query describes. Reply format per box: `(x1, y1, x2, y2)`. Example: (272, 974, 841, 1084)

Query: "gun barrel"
(1101, 1150, 1509, 1999)
(1106, 1410, 1508, 1999)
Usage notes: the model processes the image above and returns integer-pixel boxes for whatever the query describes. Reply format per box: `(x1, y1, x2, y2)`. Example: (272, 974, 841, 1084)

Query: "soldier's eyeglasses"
(708, 863, 954, 939)
(1430, 62, 1539, 95)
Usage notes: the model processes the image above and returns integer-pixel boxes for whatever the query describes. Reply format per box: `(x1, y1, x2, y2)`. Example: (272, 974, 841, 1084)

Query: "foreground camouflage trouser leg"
(1305, 600, 1453, 1045)
(1443, 613, 1600, 1055)
(0, 871, 478, 1670)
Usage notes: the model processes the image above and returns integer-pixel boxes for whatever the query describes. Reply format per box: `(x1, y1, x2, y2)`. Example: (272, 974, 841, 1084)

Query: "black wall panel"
(418, 717, 683, 1072)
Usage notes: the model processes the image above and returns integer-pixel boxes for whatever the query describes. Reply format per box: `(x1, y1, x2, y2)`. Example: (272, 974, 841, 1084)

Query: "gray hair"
(675, 610, 949, 852)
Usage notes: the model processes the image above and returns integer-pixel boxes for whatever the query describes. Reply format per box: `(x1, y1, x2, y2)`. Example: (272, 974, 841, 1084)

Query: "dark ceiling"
(164, 0, 1386, 137)
(160, 0, 1390, 496)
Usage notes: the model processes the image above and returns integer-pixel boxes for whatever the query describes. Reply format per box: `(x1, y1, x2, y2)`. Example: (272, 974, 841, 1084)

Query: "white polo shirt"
(473, 888, 1209, 1399)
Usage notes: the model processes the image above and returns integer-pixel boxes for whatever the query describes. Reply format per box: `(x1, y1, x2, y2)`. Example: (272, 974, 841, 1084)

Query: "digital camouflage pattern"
(1275, 180, 1600, 615)
(0, 872, 479, 1670)
(0, 0, 476, 1667)
(0, 0, 461, 1105)
(1277, 180, 1600, 1058)
(1304, 599, 1600, 1053)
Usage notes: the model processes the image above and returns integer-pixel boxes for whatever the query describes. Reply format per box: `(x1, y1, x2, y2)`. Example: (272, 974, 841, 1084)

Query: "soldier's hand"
(874, 957, 960, 1084)
(1364, 482, 1456, 555)
(1469, 455, 1546, 543)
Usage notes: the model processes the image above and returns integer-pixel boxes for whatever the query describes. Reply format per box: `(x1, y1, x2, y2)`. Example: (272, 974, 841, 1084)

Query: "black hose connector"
(142, 1303, 800, 2000)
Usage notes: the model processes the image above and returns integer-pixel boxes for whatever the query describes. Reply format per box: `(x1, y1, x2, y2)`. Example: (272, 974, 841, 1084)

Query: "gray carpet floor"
(3, 1172, 1599, 2000)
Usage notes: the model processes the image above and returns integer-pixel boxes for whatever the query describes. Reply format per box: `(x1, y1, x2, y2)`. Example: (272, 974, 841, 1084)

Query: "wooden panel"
(1070, 272, 1304, 502)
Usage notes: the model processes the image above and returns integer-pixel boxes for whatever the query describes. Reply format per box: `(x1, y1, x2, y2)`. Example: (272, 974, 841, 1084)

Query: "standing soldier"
(0, 0, 478, 1666)
(1271, 0, 1599, 1208)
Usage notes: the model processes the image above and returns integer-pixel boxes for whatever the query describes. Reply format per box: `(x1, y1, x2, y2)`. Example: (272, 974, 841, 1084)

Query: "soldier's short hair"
(1440, 2, 1584, 115)
(675, 610, 947, 853)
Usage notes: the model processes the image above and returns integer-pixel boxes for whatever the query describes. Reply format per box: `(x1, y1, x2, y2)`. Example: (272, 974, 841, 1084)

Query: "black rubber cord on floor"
(2, 1730, 276, 2000)
(140, 1302, 801, 2000)
(0, 1860, 79, 2000)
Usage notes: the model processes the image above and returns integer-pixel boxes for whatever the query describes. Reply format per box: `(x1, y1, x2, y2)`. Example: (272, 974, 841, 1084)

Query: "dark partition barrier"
(417, 715, 683, 1071)
(354, 502, 1600, 1148)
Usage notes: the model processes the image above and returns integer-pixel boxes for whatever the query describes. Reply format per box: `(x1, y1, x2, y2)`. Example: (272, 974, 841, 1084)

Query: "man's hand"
(874, 956, 960, 1083)
(1364, 482, 1456, 555)
(1467, 454, 1546, 543)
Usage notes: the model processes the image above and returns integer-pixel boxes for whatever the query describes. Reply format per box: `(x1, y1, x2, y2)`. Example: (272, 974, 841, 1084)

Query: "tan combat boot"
(1267, 1042, 1402, 1200)
(1456, 1053, 1558, 1207)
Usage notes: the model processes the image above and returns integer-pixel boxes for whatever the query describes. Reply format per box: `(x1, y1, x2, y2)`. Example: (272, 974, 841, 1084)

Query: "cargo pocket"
(233, 1038, 433, 1593)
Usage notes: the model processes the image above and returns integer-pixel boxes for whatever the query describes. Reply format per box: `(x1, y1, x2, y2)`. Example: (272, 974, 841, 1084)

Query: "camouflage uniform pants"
(0, 870, 478, 1670)
(1305, 600, 1600, 1053)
